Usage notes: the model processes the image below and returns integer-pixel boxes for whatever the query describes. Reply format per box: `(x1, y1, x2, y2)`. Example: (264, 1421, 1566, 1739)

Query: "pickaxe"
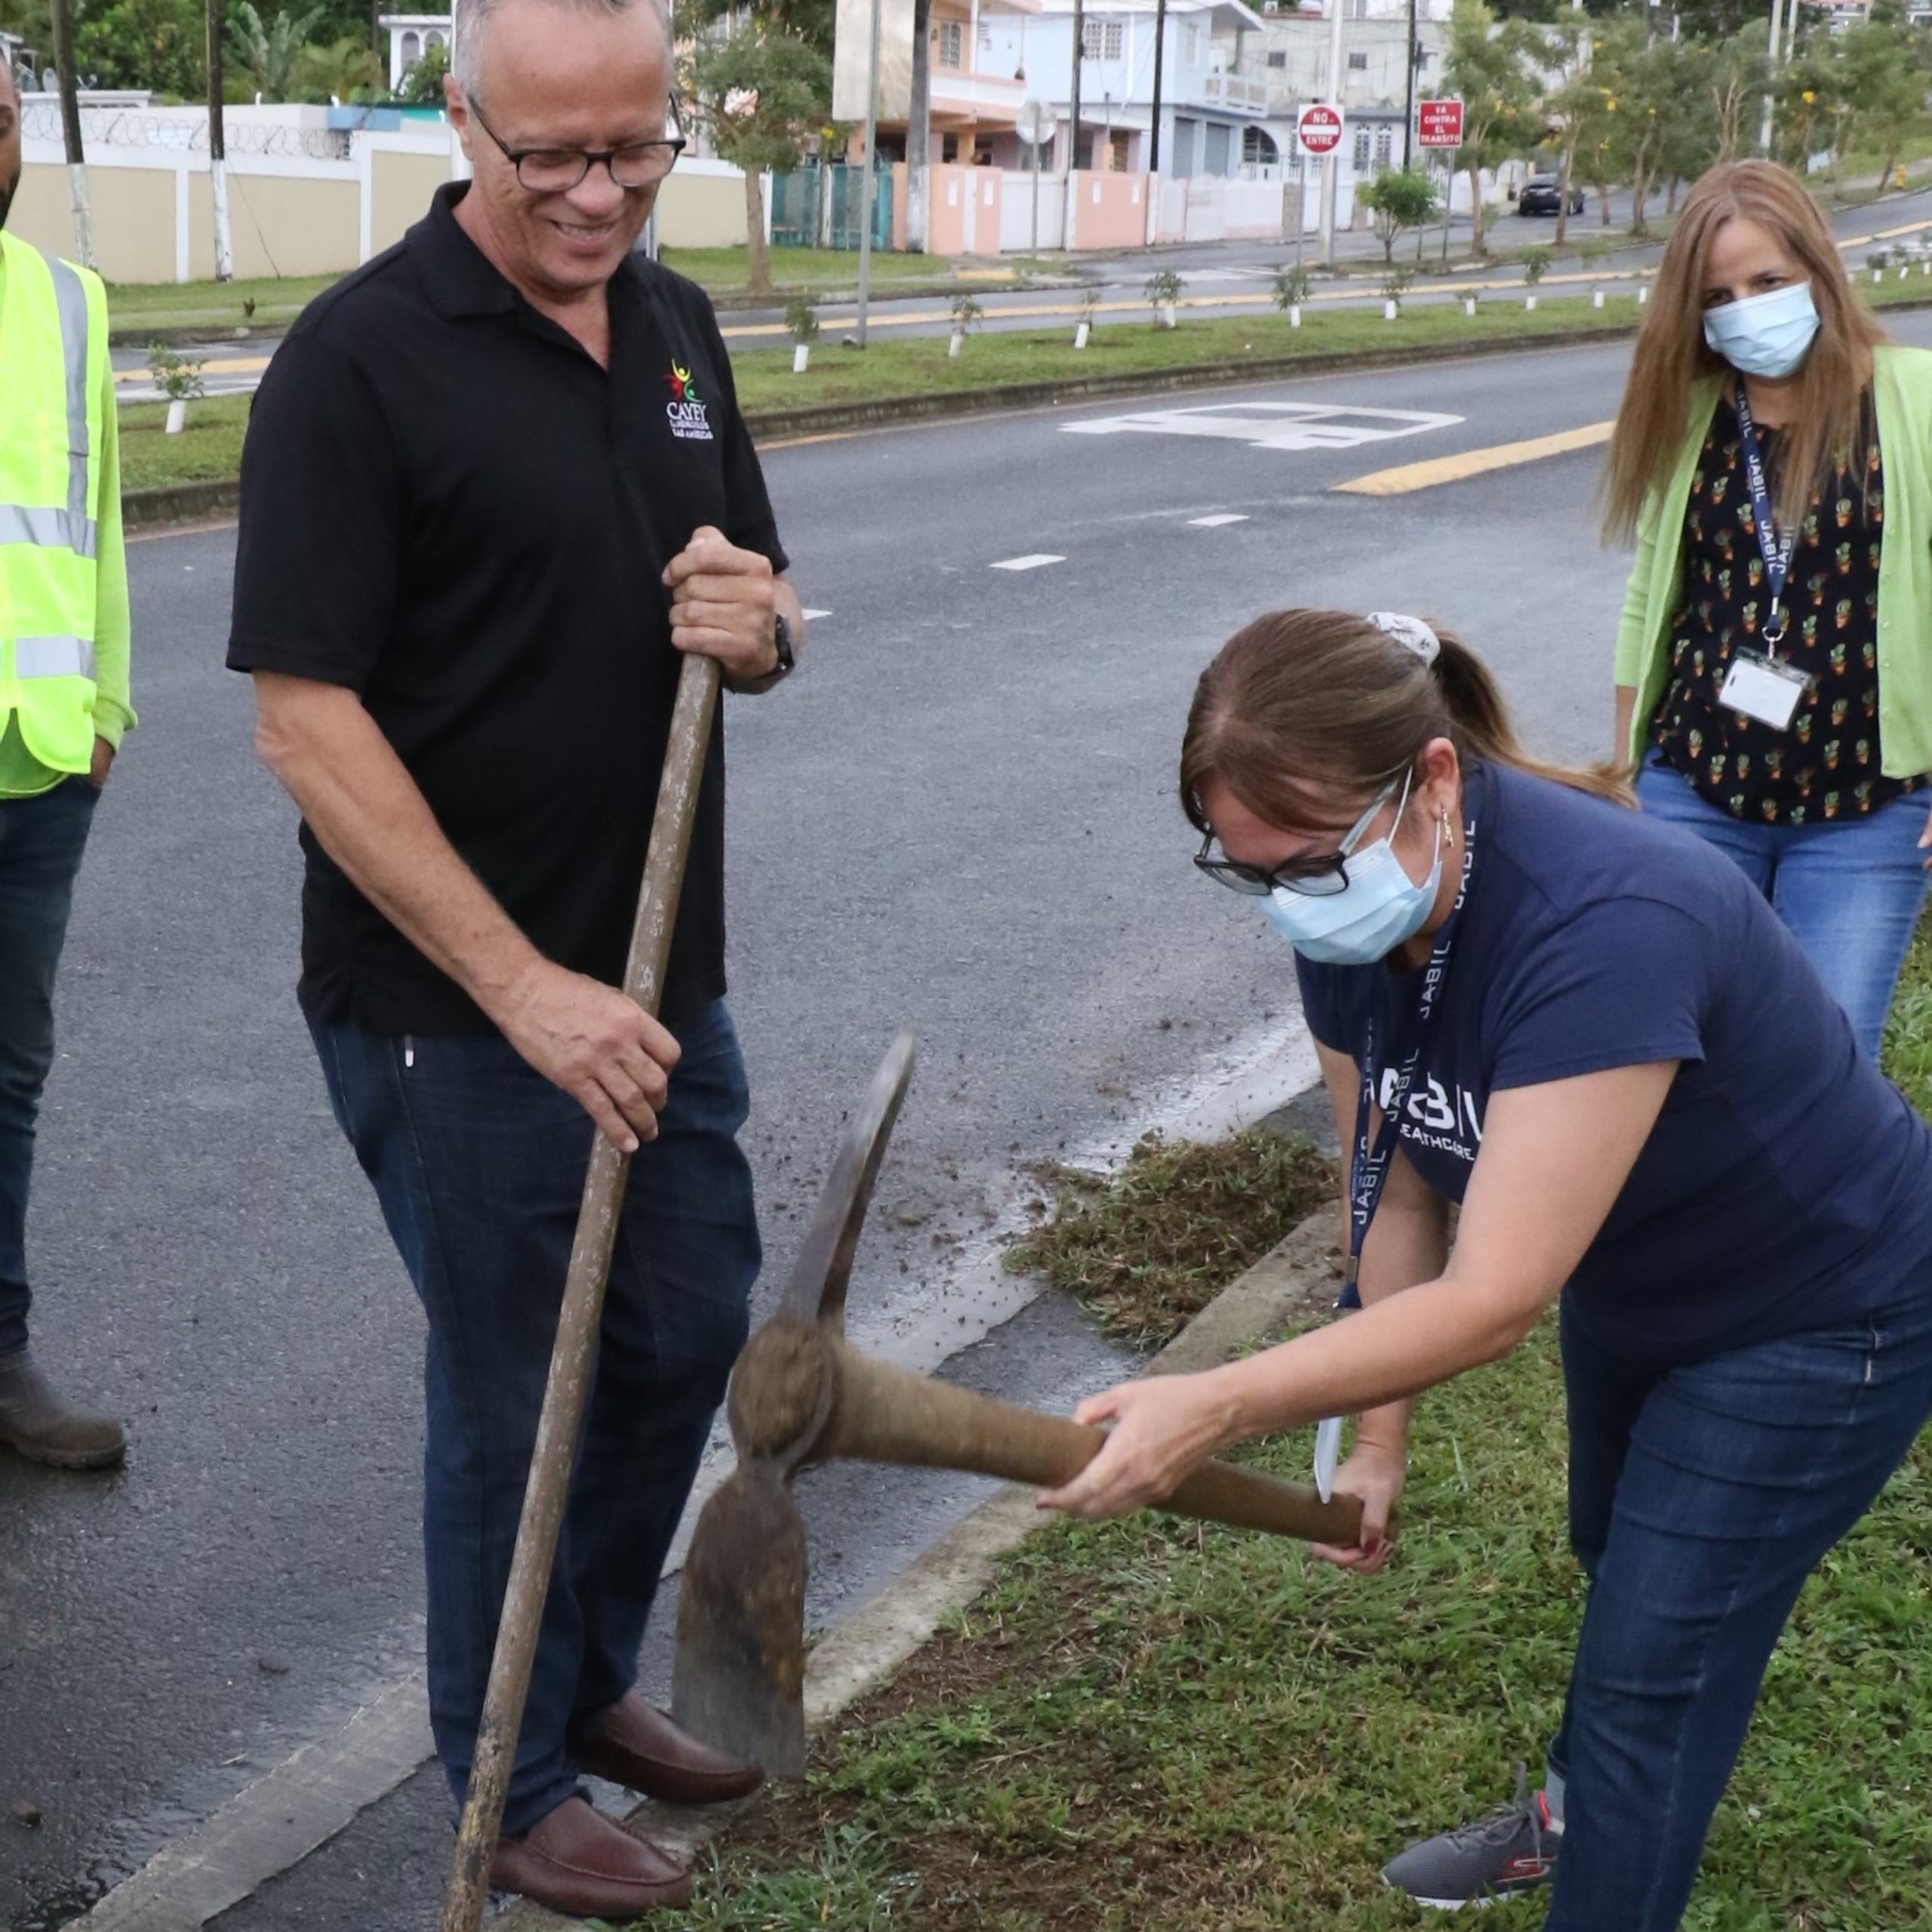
(672, 1032, 1374, 1779)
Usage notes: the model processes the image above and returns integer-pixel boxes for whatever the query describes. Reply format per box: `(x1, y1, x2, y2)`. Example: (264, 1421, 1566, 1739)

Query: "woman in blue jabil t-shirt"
(1040, 609, 1932, 1930)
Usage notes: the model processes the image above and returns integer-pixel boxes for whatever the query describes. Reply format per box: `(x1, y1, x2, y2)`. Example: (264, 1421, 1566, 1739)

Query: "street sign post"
(1417, 98, 1464, 149)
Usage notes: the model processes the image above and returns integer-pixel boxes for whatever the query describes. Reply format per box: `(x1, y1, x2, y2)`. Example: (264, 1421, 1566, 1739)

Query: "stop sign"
(1297, 103, 1344, 157)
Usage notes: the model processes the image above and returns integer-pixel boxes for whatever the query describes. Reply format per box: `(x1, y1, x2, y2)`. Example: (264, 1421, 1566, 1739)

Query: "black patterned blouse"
(1651, 393, 1921, 824)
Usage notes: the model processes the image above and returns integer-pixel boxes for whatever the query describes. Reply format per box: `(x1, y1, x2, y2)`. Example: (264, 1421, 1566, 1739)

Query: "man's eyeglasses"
(468, 99, 686, 193)
(1193, 769, 1411, 900)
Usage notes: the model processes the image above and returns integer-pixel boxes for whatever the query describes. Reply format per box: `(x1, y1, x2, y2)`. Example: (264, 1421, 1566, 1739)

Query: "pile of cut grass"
(1003, 1128, 1339, 1349)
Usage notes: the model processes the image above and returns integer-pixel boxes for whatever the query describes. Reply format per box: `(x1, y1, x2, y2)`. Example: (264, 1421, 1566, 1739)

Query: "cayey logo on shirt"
(664, 360, 714, 442)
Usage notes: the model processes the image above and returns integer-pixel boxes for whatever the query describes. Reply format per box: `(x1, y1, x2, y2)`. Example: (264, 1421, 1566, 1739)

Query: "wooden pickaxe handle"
(440, 654, 721, 1932)
(821, 1343, 1380, 1546)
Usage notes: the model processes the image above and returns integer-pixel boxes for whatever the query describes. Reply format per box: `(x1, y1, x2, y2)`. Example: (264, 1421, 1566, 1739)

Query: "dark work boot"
(0, 1349, 126, 1469)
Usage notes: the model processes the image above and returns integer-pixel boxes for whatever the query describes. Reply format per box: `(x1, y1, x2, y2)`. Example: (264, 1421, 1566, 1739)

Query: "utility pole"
(906, 0, 931, 251)
(1401, 0, 1417, 170)
(1319, 0, 1344, 268)
(207, 0, 234, 281)
(1066, 0, 1084, 249)
(1758, 0, 1792, 158)
(1149, 0, 1167, 174)
(854, 0, 884, 344)
(46, 0, 94, 269)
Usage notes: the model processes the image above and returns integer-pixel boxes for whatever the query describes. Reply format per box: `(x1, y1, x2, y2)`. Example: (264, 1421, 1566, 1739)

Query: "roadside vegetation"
(646, 916, 1932, 1930)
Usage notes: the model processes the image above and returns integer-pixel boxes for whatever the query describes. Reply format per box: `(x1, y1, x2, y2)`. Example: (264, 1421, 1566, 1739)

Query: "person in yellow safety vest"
(0, 63, 134, 1469)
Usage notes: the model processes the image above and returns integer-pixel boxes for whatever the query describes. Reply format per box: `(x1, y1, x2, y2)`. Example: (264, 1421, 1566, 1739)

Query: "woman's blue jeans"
(1635, 753, 1929, 1063)
(309, 999, 758, 1837)
(1542, 1260, 1932, 1931)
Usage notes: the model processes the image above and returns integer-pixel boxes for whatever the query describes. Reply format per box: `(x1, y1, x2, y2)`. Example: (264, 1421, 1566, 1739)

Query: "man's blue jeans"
(1635, 753, 1930, 1062)
(0, 777, 101, 1360)
(1542, 1262, 1932, 1931)
(309, 999, 758, 1836)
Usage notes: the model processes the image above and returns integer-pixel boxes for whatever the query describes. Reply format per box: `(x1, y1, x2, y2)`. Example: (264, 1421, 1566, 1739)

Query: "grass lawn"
(106, 274, 342, 340)
(727, 294, 1646, 417)
(118, 395, 251, 494)
(659, 245, 1062, 298)
(652, 918, 1932, 1930)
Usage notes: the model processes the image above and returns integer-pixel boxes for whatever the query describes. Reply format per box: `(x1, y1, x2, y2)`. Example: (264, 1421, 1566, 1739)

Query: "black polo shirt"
(227, 184, 786, 1035)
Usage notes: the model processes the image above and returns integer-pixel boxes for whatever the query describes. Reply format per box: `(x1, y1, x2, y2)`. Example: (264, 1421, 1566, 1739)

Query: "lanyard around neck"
(1731, 387, 1796, 653)
(1336, 811, 1476, 1312)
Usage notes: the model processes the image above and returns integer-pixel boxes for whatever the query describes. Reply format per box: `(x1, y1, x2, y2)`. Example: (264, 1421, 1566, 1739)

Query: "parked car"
(1517, 174, 1586, 217)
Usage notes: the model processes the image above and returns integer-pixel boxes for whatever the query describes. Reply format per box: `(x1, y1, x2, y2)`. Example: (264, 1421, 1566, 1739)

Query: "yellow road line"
(1334, 418, 1614, 497)
(114, 355, 272, 384)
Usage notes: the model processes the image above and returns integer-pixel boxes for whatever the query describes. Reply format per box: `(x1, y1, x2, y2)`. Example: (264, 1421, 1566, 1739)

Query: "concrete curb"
(499, 1208, 1343, 1927)
(122, 479, 241, 531)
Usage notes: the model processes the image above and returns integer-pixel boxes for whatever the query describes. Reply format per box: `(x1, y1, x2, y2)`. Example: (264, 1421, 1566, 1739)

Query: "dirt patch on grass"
(1004, 1130, 1340, 1349)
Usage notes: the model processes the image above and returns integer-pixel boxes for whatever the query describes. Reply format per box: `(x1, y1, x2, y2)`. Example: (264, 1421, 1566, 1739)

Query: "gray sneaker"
(1380, 1766, 1560, 1909)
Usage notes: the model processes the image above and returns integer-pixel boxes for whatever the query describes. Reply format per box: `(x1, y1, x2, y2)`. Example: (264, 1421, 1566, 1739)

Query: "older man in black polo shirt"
(226, 0, 802, 1914)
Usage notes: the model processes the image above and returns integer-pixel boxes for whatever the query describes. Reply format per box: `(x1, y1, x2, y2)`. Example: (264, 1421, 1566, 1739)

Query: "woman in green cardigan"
(1608, 159, 1932, 1060)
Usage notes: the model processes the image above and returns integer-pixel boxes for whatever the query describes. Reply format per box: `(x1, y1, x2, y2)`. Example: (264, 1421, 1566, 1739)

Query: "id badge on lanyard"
(1717, 389, 1808, 733)
(1312, 818, 1475, 1502)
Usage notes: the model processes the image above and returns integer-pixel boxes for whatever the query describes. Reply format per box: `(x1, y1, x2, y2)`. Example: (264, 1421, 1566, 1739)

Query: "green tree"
(1359, 165, 1438, 264)
(288, 28, 380, 100)
(395, 32, 446, 103)
(1705, 20, 1769, 164)
(74, 0, 203, 95)
(1531, 19, 1595, 248)
(225, 0, 318, 97)
(683, 23, 832, 295)
(1835, 0, 1930, 193)
(1441, 0, 1540, 257)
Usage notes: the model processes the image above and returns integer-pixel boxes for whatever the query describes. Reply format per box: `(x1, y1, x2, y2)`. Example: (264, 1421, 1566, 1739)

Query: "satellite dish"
(1017, 97, 1051, 148)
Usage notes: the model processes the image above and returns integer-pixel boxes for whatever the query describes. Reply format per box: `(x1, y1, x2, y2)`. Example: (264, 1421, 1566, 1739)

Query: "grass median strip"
(643, 918, 1932, 1931)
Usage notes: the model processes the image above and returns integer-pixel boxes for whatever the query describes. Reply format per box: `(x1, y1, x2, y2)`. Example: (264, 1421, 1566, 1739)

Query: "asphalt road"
(18, 309, 1932, 1930)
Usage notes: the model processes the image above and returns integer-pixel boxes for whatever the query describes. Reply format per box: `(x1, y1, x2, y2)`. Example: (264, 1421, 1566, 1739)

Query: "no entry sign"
(1417, 98, 1465, 149)
(1297, 103, 1344, 157)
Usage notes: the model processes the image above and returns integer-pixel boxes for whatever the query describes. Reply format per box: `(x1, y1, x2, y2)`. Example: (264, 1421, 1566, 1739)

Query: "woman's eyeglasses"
(1193, 771, 1410, 900)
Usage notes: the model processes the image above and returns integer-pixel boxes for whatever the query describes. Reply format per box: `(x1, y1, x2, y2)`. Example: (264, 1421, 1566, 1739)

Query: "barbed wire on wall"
(20, 101, 349, 160)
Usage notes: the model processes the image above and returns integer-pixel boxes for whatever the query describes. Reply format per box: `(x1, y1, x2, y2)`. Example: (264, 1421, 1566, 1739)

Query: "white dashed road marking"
(1187, 513, 1251, 528)
(990, 553, 1066, 571)
(801, 608, 833, 620)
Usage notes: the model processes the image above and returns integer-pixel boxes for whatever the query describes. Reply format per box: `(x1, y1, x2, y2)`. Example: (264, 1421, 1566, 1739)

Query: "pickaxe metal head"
(673, 1034, 1376, 1780)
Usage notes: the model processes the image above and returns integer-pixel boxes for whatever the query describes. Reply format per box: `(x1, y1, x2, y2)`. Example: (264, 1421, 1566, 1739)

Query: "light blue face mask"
(1261, 776, 1444, 966)
(1702, 279, 1820, 380)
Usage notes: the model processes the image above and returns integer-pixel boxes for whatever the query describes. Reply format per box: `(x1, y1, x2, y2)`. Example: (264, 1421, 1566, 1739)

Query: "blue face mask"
(1261, 801, 1444, 967)
(1702, 279, 1820, 380)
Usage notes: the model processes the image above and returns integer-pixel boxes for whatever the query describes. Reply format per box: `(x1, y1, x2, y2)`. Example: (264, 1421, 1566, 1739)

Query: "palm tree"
(227, 2, 324, 100)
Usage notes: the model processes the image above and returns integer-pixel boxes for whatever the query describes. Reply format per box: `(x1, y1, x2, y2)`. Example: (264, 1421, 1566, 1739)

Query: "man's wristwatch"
(734, 611, 795, 694)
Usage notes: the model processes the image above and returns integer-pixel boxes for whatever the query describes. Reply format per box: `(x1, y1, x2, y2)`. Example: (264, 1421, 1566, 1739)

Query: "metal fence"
(769, 165, 894, 251)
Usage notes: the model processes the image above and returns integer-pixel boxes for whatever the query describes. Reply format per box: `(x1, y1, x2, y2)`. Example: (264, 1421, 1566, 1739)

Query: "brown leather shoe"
(0, 1349, 125, 1469)
(489, 1794, 692, 1917)
(571, 1692, 764, 1805)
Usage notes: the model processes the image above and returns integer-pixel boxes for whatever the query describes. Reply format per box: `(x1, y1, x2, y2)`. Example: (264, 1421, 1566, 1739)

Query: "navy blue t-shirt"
(1296, 761, 1932, 1364)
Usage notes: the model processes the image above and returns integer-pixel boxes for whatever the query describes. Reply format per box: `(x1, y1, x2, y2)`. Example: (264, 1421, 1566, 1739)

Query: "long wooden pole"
(438, 654, 723, 1932)
(46, 0, 94, 269)
(207, 0, 233, 281)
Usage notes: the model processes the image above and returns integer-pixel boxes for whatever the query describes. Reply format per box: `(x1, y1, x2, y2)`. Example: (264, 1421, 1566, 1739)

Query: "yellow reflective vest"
(0, 230, 127, 778)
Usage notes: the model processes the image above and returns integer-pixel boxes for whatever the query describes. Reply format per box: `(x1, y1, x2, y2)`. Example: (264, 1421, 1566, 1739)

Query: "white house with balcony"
(378, 14, 452, 92)
(835, 0, 1287, 177)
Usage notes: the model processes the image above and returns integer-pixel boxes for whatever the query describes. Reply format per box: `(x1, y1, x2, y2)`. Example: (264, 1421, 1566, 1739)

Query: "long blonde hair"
(1180, 611, 1632, 838)
(1602, 159, 1883, 544)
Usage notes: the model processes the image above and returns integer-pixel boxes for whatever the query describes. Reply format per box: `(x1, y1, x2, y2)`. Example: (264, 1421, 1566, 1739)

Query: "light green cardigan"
(1614, 342, 1932, 780)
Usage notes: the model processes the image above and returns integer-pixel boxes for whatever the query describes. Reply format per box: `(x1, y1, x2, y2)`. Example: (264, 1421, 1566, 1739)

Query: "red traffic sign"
(1297, 103, 1344, 156)
(1417, 98, 1465, 149)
